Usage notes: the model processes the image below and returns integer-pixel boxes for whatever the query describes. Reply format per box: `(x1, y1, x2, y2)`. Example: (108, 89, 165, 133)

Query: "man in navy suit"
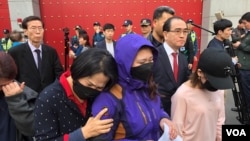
(8, 16, 64, 93)
(96, 23, 116, 57)
(153, 16, 190, 116)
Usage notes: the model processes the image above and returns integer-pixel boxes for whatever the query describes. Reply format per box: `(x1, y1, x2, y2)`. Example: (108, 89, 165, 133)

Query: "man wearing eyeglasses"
(8, 16, 64, 94)
(153, 16, 190, 116)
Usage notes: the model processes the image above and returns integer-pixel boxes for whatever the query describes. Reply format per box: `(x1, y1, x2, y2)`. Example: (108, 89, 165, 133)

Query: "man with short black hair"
(207, 18, 238, 68)
(207, 18, 233, 50)
(147, 6, 175, 47)
(96, 23, 116, 57)
(8, 15, 64, 93)
(140, 18, 152, 38)
(232, 18, 246, 42)
(233, 12, 250, 114)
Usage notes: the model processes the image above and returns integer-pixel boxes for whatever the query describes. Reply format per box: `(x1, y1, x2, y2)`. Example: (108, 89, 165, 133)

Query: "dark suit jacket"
(95, 39, 116, 50)
(8, 42, 64, 93)
(207, 37, 224, 50)
(153, 44, 190, 114)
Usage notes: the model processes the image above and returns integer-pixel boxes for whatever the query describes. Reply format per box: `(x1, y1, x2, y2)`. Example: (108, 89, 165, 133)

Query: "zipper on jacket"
(136, 102, 148, 124)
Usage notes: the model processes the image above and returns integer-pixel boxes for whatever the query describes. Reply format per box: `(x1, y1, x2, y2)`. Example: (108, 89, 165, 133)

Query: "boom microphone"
(191, 22, 215, 35)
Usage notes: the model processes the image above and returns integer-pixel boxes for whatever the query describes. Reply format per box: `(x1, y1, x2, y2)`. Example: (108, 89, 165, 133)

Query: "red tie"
(172, 53, 178, 82)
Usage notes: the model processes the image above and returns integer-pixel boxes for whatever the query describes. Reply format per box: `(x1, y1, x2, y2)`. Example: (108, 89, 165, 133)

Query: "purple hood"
(114, 34, 158, 89)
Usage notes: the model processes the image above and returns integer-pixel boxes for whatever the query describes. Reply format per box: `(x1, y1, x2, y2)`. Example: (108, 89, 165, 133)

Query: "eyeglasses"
(168, 29, 189, 35)
(28, 26, 44, 32)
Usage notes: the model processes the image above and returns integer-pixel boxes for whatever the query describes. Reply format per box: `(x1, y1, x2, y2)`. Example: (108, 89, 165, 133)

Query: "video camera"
(192, 10, 250, 124)
(231, 33, 241, 43)
(223, 32, 250, 125)
(63, 27, 70, 42)
(63, 27, 69, 36)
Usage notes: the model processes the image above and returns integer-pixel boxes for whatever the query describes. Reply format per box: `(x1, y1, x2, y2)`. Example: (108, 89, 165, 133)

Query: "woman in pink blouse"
(171, 48, 234, 141)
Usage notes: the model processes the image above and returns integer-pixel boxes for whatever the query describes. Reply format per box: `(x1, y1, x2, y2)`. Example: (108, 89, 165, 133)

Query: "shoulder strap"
(110, 84, 122, 99)
(109, 84, 126, 139)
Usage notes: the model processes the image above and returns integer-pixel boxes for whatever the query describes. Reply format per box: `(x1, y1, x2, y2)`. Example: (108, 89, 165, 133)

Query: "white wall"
(8, 0, 41, 32)
(201, 0, 250, 52)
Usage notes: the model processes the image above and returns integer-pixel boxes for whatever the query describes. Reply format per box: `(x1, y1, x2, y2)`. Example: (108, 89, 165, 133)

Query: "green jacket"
(236, 31, 250, 70)
(1, 38, 12, 52)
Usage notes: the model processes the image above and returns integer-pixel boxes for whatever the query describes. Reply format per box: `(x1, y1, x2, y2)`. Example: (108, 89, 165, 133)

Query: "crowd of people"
(0, 5, 250, 141)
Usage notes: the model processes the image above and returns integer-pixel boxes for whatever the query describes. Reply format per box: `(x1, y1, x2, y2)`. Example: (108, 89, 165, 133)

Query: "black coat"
(153, 44, 190, 115)
(95, 40, 116, 50)
(8, 42, 64, 93)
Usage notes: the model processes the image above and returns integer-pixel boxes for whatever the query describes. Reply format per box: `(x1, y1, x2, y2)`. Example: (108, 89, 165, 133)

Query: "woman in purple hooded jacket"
(91, 34, 177, 140)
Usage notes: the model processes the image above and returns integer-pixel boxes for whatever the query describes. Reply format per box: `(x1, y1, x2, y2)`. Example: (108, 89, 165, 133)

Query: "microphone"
(186, 18, 215, 35)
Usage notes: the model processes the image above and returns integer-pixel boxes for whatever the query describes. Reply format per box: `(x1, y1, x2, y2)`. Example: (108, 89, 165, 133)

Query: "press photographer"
(231, 12, 250, 124)
(231, 18, 246, 43)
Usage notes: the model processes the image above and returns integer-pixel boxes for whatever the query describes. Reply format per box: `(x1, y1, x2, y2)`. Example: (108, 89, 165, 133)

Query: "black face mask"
(73, 80, 100, 99)
(203, 80, 218, 92)
(130, 62, 153, 82)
